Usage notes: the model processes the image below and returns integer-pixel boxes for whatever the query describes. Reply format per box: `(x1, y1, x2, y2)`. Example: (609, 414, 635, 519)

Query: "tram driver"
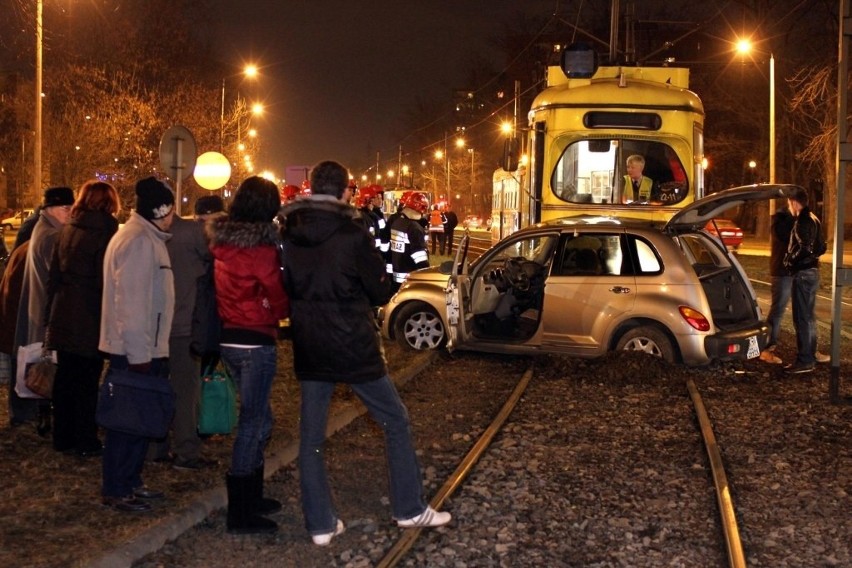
(620, 154, 659, 205)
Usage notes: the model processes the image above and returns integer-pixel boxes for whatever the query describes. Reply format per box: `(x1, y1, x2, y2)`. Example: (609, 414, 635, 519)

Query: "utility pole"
(34, 0, 43, 201)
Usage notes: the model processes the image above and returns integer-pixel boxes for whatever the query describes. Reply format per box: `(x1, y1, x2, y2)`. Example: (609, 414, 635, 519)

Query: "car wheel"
(394, 302, 446, 351)
(615, 325, 675, 363)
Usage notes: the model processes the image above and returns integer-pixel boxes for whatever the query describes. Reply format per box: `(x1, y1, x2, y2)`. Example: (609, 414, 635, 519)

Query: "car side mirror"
(439, 260, 455, 275)
(501, 137, 520, 172)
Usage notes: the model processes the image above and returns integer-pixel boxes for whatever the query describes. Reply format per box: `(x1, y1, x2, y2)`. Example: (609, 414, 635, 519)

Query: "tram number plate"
(746, 336, 760, 359)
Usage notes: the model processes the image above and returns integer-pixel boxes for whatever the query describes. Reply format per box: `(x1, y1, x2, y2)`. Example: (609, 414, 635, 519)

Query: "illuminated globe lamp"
(194, 151, 232, 190)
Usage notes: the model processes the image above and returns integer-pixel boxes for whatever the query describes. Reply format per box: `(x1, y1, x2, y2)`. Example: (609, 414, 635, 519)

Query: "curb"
(88, 351, 436, 568)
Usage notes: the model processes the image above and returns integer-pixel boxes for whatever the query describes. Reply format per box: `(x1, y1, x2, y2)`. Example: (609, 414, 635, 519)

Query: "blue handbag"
(96, 367, 175, 438)
(198, 366, 238, 435)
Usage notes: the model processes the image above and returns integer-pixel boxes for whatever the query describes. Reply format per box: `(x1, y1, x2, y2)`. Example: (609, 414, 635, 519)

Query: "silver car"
(379, 185, 790, 365)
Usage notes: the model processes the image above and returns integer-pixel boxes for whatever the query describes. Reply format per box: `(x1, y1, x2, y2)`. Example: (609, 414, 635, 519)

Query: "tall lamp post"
(34, 0, 43, 200)
(737, 39, 775, 214)
(221, 64, 258, 152)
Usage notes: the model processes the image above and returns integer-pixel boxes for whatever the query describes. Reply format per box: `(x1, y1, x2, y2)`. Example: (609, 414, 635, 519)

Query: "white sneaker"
(397, 506, 452, 528)
(815, 351, 830, 363)
(311, 519, 345, 546)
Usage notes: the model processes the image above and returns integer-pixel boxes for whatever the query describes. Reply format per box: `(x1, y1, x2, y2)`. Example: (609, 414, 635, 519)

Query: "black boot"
(226, 474, 277, 534)
(36, 403, 52, 438)
(251, 465, 282, 515)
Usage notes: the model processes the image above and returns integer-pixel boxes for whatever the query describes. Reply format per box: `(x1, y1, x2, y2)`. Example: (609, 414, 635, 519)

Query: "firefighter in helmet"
(389, 191, 429, 294)
(357, 185, 387, 252)
(280, 184, 300, 205)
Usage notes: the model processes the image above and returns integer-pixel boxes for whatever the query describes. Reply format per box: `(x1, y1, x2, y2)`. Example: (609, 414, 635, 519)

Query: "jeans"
(791, 268, 819, 365)
(220, 345, 277, 476)
(298, 375, 426, 534)
(766, 275, 793, 348)
(102, 356, 169, 498)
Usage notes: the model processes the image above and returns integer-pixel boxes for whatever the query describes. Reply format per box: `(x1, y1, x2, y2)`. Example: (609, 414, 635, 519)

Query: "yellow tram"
(501, 44, 705, 233)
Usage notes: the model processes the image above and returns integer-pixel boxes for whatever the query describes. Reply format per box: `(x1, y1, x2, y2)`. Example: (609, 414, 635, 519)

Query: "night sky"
(213, 1, 558, 179)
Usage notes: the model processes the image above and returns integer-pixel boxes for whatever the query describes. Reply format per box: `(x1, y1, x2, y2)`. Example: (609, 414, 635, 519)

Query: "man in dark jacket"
(781, 187, 824, 374)
(280, 160, 451, 547)
(442, 208, 459, 255)
(761, 205, 829, 365)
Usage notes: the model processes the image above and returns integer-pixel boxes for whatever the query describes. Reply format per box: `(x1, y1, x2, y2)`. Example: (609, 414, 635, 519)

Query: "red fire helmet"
(399, 191, 429, 215)
(280, 184, 300, 203)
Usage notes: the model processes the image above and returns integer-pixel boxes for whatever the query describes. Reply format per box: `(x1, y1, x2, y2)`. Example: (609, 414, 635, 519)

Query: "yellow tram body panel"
(518, 65, 705, 229)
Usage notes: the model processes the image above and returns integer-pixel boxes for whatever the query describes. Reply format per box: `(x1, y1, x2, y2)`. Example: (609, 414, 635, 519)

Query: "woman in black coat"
(46, 181, 120, 456)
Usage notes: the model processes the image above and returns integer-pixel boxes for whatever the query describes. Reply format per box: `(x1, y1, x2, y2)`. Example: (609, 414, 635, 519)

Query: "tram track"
(373, 356, 748, 567)
(132, 349, 849, 567)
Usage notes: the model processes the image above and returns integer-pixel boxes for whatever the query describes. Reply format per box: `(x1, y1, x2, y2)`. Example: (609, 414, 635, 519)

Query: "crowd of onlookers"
(1, 162, 451, 545)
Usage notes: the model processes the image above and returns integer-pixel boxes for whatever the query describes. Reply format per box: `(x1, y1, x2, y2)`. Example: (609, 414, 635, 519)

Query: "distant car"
(463, 215, 483, 229)
(378, 185, 794, 366)
(2, 209, 35, 231)
(704, 218, 743, 250)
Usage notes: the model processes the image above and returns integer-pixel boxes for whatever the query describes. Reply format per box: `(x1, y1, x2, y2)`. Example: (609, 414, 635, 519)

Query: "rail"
(375, 364, 535, 568)
(687, 378, 747, 568)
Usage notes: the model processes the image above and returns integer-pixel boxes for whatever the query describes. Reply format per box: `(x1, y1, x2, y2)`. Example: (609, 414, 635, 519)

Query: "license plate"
(747, 335, 760, 359)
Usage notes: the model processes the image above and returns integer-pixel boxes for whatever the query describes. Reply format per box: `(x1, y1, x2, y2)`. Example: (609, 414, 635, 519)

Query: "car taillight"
(679, 306, 710, 331)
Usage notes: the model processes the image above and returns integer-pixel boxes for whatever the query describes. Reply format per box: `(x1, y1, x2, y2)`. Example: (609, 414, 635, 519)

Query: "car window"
(478, 234, 559, 275)
(621, 235, 662, 275)
(554, 233, 625, 276)
(679, 234, 730, 268)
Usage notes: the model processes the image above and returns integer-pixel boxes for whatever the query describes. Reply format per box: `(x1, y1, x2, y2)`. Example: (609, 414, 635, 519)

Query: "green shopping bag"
(198, 366, 237, 435)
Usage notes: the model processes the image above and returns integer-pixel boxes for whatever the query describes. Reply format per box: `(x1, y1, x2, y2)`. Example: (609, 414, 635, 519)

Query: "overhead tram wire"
(369, 13, 562, 173)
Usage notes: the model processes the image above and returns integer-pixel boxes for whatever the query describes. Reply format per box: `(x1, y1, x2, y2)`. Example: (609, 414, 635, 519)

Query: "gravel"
(134, 341, 849, 568)
(2, 332, 849, 567)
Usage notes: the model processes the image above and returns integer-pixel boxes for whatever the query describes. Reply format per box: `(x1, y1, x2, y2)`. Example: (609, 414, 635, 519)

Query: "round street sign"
(159, 125, 198, 181)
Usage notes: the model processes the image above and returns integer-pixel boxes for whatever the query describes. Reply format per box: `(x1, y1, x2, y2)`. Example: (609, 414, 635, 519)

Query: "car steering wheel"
(503, 257, 531, 292)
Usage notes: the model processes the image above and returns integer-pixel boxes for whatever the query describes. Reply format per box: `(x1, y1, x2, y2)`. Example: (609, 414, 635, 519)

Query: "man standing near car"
(782, 187, 824, 374)
(761, 203, 829, 365)
(280, 160, 450, 546)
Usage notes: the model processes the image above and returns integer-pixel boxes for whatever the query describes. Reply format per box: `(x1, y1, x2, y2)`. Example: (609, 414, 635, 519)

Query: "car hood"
(665, 184, 799, 230)
(406, 265, 452, 282)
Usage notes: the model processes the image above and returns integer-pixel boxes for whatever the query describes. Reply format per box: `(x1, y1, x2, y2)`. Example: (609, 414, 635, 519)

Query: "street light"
(736, 39, 775, 211)
(221, 64, 259, 152)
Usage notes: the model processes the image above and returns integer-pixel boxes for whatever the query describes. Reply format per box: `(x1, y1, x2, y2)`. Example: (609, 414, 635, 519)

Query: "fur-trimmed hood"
(280, 196, 356, 247)
(206, 217, 281, 248)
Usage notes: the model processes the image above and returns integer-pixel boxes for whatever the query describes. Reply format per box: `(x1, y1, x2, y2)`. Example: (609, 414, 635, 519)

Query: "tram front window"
(551, 139, 689, 206)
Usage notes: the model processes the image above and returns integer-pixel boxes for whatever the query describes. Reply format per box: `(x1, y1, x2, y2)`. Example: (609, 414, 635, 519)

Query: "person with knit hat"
(147, 190, 221, 471)
(98, 176, 176, 512)
(12, 186, 75, 435)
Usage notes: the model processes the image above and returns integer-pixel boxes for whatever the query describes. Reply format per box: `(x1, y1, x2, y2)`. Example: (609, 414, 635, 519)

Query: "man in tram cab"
(620, 154, 658, 204)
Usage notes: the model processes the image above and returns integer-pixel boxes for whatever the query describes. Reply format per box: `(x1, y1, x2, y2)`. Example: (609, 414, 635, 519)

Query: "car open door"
(445, 233, 471, 350)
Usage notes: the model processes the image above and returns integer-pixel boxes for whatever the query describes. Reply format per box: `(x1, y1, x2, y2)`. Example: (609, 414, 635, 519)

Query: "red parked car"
(705, 218, 744, 250)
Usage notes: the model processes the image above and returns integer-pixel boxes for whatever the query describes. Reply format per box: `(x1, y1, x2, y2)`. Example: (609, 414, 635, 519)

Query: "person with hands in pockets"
(280, 160, 451, 547)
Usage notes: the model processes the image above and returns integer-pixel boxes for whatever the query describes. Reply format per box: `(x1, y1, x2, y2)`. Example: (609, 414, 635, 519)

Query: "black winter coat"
(46, 210, 118, 357)
(783, 206, 822, 274)
(280, 197, 392, 383)
(769, 209, 794, 277)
